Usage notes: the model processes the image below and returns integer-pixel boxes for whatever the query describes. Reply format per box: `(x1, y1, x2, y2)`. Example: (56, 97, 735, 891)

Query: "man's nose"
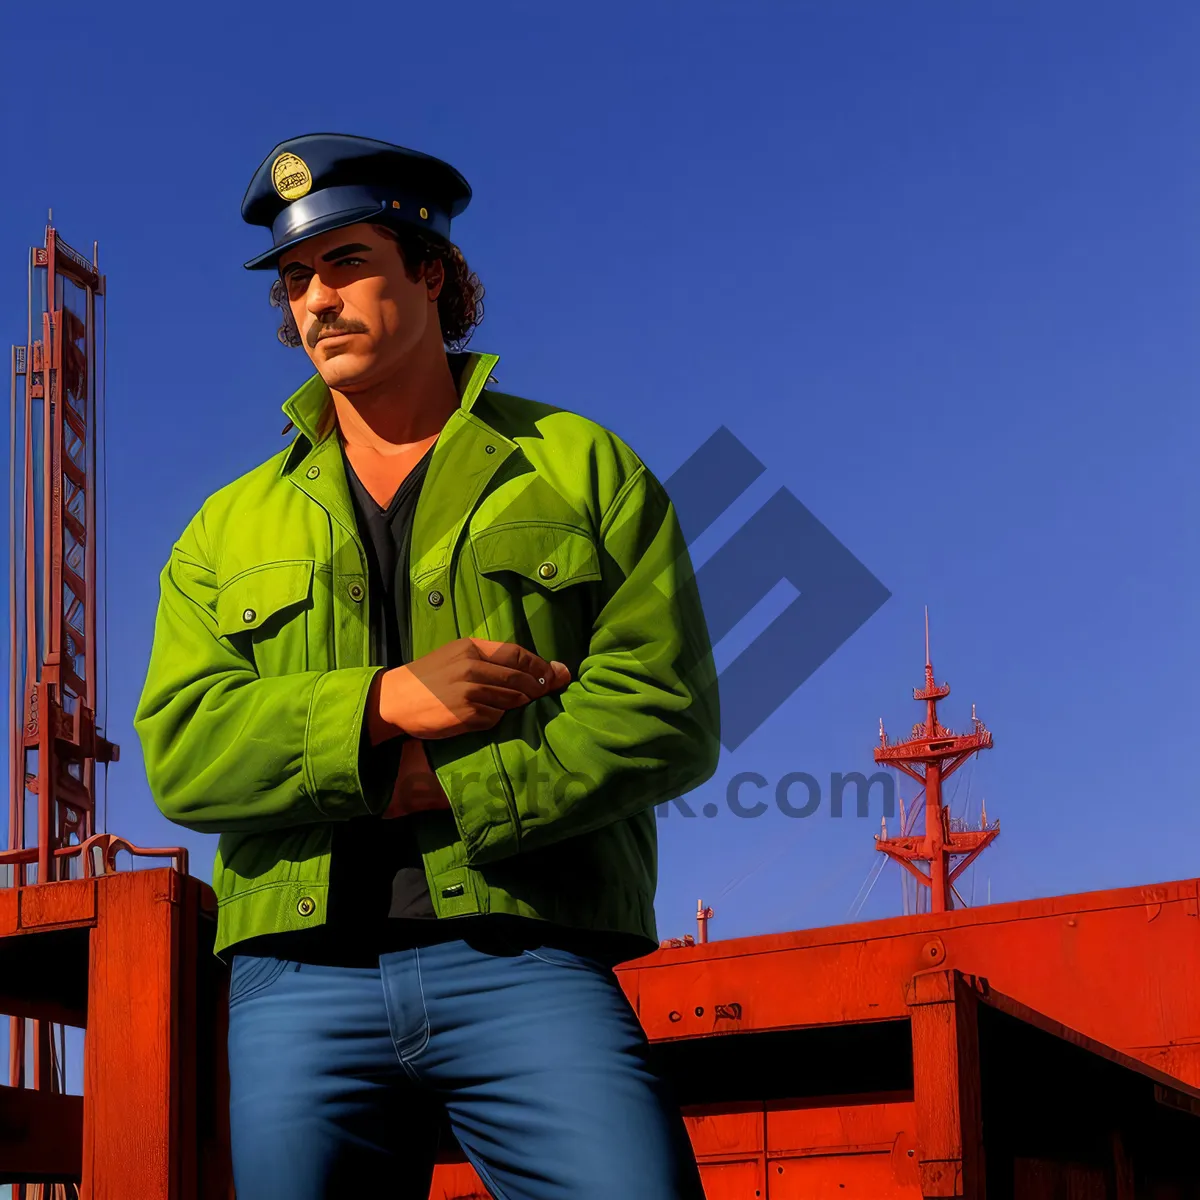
(305, 274, 341, 319)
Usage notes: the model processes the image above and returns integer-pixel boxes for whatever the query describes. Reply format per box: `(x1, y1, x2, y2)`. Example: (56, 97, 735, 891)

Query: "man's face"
(277, 222, 443, 392)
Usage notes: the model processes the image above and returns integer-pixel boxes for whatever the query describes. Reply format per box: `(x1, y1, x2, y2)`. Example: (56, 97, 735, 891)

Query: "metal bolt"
(296, 896, 315, 917)
(428, 590, 444, 607)
(242, 608, 256, 623)
(485, 444, 495, 454)
(537, 562, 557, 580)
(348, 583, 364, 602)
(306, 465, 320, 479)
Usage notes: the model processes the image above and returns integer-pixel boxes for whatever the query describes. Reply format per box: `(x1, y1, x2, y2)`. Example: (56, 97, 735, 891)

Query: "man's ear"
(425, 258, 446, 302)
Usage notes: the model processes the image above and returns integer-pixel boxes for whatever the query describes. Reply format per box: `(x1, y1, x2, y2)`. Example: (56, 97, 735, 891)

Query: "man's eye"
(335, 257, 365, 267)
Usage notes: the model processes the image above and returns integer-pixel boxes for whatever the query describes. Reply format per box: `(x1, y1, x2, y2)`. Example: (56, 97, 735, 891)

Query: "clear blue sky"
(1, 0, 1197, 996)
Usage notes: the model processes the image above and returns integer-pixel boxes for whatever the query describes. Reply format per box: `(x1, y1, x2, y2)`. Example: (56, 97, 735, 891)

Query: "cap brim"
(242, 202, 387, 270)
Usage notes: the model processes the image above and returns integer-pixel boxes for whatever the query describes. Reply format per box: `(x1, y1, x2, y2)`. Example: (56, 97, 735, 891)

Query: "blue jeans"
(226, 936, 705, 1198)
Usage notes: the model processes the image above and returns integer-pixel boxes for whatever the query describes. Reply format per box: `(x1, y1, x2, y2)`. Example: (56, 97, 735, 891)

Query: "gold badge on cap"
(272, 152, 312, 202)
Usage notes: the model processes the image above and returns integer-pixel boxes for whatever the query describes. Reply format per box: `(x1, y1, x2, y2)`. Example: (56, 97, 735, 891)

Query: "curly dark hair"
(269, 223, 485, 352)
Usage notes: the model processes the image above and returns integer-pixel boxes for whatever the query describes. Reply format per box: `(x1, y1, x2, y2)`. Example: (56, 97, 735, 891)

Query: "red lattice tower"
(3, 225, 186, 1186)
(874, 611, 998, 912)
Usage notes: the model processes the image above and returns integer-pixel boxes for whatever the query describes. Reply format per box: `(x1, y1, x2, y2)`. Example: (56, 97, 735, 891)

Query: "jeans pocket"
(228, 954, 291, 1007)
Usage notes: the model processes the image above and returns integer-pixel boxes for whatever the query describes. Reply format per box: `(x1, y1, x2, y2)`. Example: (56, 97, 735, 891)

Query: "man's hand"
(374, 638, 571, 742)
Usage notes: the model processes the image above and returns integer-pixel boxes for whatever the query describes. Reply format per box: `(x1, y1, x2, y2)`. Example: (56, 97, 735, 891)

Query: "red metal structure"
(6, 225, 114, 1128)
(1, 225, 206, 1199)
(6, 225, 123, 879)
(874, 611, 998, 913)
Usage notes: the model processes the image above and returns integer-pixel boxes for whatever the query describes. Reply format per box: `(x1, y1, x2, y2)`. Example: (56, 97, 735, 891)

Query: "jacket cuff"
(304, 667, 388, 819)
(451, 742, 522, 864)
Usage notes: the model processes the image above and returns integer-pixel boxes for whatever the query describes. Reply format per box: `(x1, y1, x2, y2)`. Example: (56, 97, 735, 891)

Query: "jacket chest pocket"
(216, 560, 315, 677)
(468, 522, 602, 668)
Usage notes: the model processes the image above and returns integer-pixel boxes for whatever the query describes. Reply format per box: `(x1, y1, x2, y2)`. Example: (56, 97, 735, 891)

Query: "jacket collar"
(279, 350, 501, 474)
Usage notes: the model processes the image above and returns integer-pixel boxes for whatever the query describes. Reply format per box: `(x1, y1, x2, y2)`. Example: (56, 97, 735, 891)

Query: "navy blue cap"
(240, 133, 472, 271)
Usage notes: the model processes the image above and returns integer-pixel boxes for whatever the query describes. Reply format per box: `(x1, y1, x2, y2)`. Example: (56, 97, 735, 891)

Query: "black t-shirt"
(232, 429, 648, 969)
(341, 436, 438, 921)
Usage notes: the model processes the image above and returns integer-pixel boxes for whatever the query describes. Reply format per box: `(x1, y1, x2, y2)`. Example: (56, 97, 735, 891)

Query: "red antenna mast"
(873, 609, 998, 912)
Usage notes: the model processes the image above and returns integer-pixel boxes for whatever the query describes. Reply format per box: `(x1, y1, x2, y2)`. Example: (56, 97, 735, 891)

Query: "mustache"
(307, 319, 369, 350)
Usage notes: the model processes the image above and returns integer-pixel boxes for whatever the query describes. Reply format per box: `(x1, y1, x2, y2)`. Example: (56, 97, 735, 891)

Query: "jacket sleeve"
(133, 517, 396, 835)
(447, 463, 721, 863)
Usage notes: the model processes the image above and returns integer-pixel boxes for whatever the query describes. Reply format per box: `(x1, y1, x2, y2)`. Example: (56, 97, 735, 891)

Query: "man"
(134, 133, 720, 1199)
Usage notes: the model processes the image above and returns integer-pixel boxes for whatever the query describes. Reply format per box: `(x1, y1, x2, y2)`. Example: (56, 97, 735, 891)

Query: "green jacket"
(134, 352, 720, 961)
